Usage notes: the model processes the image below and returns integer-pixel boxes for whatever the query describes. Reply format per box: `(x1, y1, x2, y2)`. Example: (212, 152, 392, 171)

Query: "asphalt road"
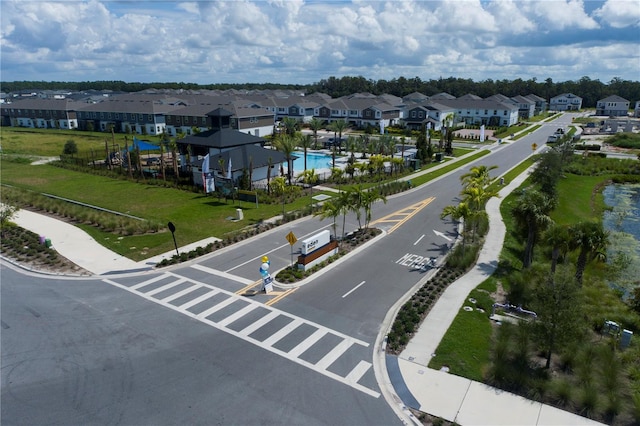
(1, 266, 400, 425)
(1, 114, 577, 425)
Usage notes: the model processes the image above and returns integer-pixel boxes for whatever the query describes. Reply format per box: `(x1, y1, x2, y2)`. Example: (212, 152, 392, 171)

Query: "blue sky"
(1, 0, 638, 85)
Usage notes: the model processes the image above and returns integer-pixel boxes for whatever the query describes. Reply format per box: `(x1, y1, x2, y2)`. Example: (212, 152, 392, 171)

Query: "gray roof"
(178, 128, 265, 149)
(598, 95, 629, 103)
(208, 145, 287, 171)
(0, 97, 83, 111)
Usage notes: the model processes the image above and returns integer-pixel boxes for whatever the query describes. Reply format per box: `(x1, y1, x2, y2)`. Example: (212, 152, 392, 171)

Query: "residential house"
(550, 93, 582, 111)
(511, 95, 536, 119)
(524, 94, 547, 115)
(402, 102, 453, 131)
(596, 95, 630, 117)
(635, 101, 640, 118)
(75, 93, 184, 134)
(0, 98, 82, 129)
(439, 98, 519, 127)
(176, 108, 286, 188)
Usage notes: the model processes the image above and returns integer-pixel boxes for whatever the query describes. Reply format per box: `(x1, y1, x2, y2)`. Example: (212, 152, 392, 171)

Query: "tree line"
(3, 75, 639, 109)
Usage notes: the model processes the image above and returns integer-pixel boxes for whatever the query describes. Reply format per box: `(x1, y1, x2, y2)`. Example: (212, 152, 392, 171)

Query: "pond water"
(603, 183, 640, 294)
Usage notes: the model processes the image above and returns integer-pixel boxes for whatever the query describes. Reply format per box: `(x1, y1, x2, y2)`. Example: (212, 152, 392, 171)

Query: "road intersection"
(2, 114, 589, 424)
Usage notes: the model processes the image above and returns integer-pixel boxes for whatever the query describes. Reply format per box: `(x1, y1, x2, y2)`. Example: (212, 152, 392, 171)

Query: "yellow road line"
(370, 197, 435, 234)
(235, 279, 263, 295)
(387, 197, 435, 234)
(265, 288, 298, 306)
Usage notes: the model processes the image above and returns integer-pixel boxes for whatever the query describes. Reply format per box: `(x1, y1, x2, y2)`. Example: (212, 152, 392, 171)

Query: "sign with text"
(300, 230, 330, 255)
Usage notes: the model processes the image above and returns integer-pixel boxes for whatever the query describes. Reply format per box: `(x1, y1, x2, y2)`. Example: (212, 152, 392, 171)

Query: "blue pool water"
(291, 151, 333, 174)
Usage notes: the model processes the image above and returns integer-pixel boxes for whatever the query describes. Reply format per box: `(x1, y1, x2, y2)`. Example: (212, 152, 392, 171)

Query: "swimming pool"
(291, 151, 334, 174)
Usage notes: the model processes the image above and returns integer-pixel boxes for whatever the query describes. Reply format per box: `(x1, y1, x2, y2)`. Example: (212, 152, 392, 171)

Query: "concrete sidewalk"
(9, 209, 218, 275)
(384, 165, 605, 425)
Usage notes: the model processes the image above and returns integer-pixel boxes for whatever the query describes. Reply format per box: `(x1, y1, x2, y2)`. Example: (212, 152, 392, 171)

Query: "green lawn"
(428, 161, 638, 386)
(552, 174, 611, 224)
(1, 159, 332, 260)
(0, 127, 157, 157)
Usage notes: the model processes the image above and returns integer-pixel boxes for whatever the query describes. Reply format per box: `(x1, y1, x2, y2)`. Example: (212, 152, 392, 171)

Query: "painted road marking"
(345, 360, 372, 385)
(370, 197, 435, 234)
(395, 253, 436, 270)
(239, 311, 280, 336)
(315, 339, 353, 370)
(218, 303, 259, 327)
(265, 288, 297, 306)
(190, 264, 253, 285)
(235, 280, 263, 295)
(413, 234, 425, 246)
(288, 329, 327, 357)
(341, 281, 366, 298)
(178, 290, 219, 310)
(102, 273, 379, 398)
(130, 273, 169, 290)
(160, 283, 202, 303)
(196, 296, 236, 319)
(146, 278, 187, 297)
(261, 319, 303, 346)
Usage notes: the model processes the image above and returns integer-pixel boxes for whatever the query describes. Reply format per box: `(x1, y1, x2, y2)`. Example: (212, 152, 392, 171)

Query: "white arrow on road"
(433, 229, 453, 242)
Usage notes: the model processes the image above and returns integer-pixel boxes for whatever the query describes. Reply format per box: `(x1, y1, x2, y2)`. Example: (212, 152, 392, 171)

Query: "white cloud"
(0, 0, 637, 85)
(530, 0, 600, 30)
(593, 0, 640, 28)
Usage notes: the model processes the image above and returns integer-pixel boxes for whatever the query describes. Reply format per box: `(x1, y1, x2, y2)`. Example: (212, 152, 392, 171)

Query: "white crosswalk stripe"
(102, 272, 379, 398)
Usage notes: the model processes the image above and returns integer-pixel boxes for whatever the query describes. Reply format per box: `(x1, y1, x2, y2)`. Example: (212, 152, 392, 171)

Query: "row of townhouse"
(2, 89, 635, 137)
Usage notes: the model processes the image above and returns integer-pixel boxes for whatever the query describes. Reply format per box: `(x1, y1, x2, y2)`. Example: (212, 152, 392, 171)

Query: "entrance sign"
(300, 230, 330, 255)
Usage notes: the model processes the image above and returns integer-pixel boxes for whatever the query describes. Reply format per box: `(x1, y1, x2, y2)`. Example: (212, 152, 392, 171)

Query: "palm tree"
(266, 156, 273, 194)
(391, 157, 404, 176)
(281, 117, 298, 137)
(511, 189, 556, 268)
(308, 117, 323, 149)
(362, 188, 387, 230)
(368, 155, 385, 178)
(441, 202, 472, 252)
(329, 119, 348, 153)
(345, 135, 357, 158)
(542, 223, 571, 275)
(336, 190, 351, 241)
(348, 185, 366, 230)
(298, 134, 313, 171)
(159, 141, 166, 181)
(297, 168, 318, 187)
(570, 221, 609, 285)
(330, 167, 344, 184)
(317, 200, 340, 240)
(170, 134, 182, 181)
(460, 165, 498, 188)
(274, 135, 297, 185)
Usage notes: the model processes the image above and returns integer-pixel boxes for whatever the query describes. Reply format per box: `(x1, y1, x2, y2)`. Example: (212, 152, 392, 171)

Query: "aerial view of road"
(2, 116, 575, 425)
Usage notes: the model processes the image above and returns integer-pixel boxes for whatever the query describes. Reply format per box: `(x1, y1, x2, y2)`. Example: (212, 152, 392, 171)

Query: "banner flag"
(480, 125, 485, 142)
(227, 157, 232, 179)
(202, 154, 210, 192)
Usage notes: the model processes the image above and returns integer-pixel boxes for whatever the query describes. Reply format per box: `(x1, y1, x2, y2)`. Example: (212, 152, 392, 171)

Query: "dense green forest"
(2, 75, 639, 108)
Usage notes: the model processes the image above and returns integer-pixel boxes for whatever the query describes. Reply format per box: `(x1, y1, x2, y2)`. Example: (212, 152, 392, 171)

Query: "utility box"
(236, 209, 244, 220)
(434, 152, 443, 162)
